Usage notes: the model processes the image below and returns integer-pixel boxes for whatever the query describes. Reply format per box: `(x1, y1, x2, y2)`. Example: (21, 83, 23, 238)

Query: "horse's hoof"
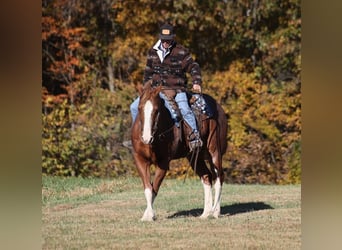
(140, 216, 155, 222)
(212, 213, 220, 219)
(199, 212, 210, 219)
(141, 208, 156, 221)
(212, 209, 221, 219)
(140, 212, 156, 221)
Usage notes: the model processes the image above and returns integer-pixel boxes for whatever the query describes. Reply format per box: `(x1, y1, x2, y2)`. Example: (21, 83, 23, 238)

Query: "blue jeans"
(130, 92, 198, 131)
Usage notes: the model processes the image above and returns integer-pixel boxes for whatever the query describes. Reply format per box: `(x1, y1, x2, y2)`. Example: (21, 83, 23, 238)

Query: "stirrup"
(189, 138, 203, 151)
(188, 130, 203, 151)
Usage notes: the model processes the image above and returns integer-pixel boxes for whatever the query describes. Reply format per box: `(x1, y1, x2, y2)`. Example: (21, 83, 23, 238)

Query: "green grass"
(42, 176, 301, 249)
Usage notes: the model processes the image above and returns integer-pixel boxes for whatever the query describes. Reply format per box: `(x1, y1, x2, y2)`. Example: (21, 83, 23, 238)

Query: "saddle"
(188, 92, 214, 118)
(161, 89, 214, 126)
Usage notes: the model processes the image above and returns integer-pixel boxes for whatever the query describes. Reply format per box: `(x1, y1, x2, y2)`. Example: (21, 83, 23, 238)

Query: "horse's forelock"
(140, 82, 152, 103)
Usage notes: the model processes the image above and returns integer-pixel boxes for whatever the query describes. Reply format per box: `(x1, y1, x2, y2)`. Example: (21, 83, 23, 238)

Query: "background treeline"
(42, 0, 301, 184)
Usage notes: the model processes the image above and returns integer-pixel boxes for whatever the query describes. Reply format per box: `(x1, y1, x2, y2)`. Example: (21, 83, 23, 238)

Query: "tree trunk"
(107, 57, 115, 92)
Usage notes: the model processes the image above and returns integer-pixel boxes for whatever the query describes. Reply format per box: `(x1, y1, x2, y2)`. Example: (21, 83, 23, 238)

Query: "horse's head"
(138, 80, 163, 144)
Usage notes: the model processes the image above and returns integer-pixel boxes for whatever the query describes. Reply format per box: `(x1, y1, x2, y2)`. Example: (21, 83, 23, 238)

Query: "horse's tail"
(206, 100, 227, 156)
(217, 102, 228, 155)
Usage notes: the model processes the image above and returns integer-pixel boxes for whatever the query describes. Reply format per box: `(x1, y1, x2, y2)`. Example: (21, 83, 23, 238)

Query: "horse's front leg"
(152, 164, 168, 195)
(133, 154, 156, 221)
(141, 161, 168, 221)
(141, 188, 156, 221)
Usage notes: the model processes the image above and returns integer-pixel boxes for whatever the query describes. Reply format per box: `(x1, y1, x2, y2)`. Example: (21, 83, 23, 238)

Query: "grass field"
(42, 176, 301, 249)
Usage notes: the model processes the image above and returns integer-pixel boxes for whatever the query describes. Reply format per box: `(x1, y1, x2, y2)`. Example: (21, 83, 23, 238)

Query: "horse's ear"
(136, 82, 143, 95)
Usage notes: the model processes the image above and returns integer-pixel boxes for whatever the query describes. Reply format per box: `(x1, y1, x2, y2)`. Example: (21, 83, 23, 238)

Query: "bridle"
(138, 83, 186, 145)
(140, 107, 176, 145)
(148, 111, 160, 144)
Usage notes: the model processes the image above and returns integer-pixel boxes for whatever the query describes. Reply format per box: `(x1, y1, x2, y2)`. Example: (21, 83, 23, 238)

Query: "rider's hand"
(192, 83, 201, 93)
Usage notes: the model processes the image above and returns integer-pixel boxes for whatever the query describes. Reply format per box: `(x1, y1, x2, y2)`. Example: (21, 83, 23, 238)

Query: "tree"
(42, 0, 301, 183)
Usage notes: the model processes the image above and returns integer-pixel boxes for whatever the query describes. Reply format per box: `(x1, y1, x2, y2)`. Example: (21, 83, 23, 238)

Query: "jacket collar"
(153, 39, 175, 51)
(153, 39, 175, 63)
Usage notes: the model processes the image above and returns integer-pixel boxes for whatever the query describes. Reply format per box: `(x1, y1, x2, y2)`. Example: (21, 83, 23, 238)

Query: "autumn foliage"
(42, 0, 301, 184)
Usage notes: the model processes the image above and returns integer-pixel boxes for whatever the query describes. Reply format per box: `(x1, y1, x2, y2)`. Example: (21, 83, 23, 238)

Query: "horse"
(131, 80, 227, 221)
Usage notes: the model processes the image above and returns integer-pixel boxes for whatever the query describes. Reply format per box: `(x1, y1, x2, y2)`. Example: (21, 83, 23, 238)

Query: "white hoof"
(140, 209, 155, 221)
(140, 216, 155, 222)
(212, 211, 220, 219)
(212, 206, 221, 218)
(199, 211, 211, 219)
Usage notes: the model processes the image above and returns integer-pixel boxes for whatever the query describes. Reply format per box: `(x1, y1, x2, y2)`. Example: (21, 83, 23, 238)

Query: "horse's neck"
(158, 102, 172, 128)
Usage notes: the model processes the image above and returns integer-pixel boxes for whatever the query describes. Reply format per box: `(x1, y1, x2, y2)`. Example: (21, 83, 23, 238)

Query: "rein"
(160, 86, 187, 92)
(154, 84, 204, 182)
(150, 110, 176, 143)
(156, 123, 176, 140)
(184, 146, 201, 183)
(150, 112, 160, 143)
(150, 84, 185, 141)
(145, 83, 204, 180)
(184, 111, 204, 183)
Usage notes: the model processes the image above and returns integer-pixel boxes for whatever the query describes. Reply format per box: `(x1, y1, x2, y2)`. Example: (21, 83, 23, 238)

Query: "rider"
(125, 23, 203, 150)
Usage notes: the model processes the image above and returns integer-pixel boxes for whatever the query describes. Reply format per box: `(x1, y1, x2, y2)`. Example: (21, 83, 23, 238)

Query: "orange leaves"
(42, 16, 58, 40)
(41, 0, 301, 182)
(42, 90, 68, 109)
(68, 57, 80, 66)
(206, 59, 301, 184)
(64, 27, 86, 36)
(42, 2, 86, 89)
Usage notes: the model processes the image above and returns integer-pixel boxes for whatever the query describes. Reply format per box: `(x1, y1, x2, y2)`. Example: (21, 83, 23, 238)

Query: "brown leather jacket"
(143, 41, 202, 89)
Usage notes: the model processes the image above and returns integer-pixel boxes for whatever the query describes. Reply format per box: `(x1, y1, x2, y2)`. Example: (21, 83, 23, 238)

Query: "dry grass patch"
(42, 177, 300, 249)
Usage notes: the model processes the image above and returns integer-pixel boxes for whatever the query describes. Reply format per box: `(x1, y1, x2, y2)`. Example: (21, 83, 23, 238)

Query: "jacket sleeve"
(143, 49, 154, 84)
(182, 49, 202, 85)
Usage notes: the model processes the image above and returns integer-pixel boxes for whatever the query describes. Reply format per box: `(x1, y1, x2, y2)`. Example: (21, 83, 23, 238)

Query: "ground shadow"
(167, 202, 273, 219)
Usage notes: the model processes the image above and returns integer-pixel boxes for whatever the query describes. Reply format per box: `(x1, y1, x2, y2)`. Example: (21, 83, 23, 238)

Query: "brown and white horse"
(131, 80, 227, 221)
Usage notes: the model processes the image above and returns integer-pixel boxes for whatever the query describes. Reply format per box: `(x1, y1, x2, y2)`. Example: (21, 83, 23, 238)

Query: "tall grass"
(42, 176, 301, 249)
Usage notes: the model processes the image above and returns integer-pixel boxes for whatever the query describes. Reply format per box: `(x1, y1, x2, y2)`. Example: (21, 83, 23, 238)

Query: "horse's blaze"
(142, 100, 153, 144)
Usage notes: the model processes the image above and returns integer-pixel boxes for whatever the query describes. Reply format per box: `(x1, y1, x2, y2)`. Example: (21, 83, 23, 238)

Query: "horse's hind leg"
(212, 167, 222, 218)
(200, 173, 213, 219)
(188, 156, 213, 219)
(208, 150, 224, 218)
